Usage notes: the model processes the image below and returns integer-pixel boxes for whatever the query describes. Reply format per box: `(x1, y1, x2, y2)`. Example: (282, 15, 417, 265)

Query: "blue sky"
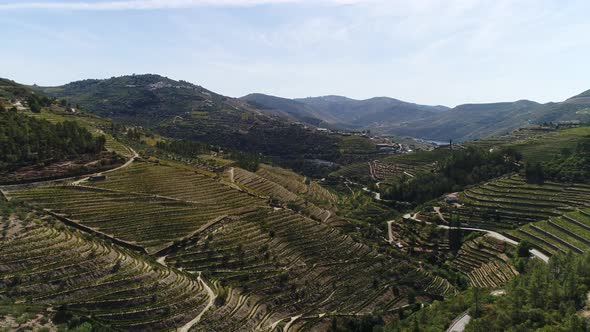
(0, 0, 589, 106)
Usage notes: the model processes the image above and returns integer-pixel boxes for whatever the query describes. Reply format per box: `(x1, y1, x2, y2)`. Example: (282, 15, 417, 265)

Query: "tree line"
(388, 251, 590, 332)
(0, 108, 105, 171)
(382, 147, 522, 204)
(526, 136, 590, 184)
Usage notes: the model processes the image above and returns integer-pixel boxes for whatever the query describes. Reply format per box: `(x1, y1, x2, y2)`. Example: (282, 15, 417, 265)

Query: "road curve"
(446, 311, 471, 332)
(387, 214, 549, 263)
(72, 146, 139, 185)
(178, 273, 216, 332)
(2, 145, 139, 190)
(437, 225, 549, 263)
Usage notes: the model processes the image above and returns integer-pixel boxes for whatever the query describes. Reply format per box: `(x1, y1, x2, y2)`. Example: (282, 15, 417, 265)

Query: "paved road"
(447, 311, 471, 332)
(394, 210, 549, 263)
(437, 225, 549, 263)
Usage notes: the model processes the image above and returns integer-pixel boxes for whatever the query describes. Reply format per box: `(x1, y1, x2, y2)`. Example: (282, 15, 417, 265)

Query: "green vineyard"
(0, 214, 209, 331)
(451, 175, 590, 230)
(166, 208, 455, 330)
(512, 210, 590, 255)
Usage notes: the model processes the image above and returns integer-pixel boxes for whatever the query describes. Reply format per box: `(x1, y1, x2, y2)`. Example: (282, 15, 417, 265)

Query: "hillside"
(295, 95, 449, 128)
(36, 75, 343, 162)
(4, 77, 590, 331)
(243, 91, 590, 142)
(243, 94, 450, 130)
(388, 100, 541, 141)
(240, 93, 326, 126)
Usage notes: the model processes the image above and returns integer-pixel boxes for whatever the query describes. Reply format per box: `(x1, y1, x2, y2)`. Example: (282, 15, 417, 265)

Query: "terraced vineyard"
(6, 161, 265, 253)
(230, 164, 341, 224)
(505, 126, 590, 162)
(256, 164, 308, 195)
(333, 149, 452, 184)
(371, 159, 434, 181)
(0, 213, 210, 331)
(450, 175, 590, 230)
(465, 127, 555, 151)
(2, 157, 456, 330)
(450, 237, 518, 288)
(511, 210, 590, 255)
(166, 208, 456, 331)
(256, 164, 338, 208)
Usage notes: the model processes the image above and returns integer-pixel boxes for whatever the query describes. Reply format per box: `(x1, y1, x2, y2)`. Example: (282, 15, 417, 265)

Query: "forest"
(382, 147, 522, 203)
(388, 252, 590, 332)
(540, 136, 590, 183)
(0, 108, 105, 171)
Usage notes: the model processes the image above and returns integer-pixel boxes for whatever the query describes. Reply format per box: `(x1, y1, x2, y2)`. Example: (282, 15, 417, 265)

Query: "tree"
(516, 240, 532, 258)
(525, 162, 545, 184)
(449, 216, 463, 254)
(407, 288, 416, 304)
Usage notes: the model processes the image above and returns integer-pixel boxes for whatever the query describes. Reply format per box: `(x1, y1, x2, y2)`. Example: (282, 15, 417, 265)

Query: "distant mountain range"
(27, 74, 590, 143)
(241, 93, 450, 131)
(242, 91, 590, 142)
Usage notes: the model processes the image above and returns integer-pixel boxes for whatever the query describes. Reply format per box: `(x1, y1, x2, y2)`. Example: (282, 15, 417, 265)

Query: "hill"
(242, 90, 590, 142)
(388, 100, 541, 141)
(295, 95, 449, 129)
(243, 94, 450, 130)
(35, 75, 346, 164)
(240, 93, 325, 126)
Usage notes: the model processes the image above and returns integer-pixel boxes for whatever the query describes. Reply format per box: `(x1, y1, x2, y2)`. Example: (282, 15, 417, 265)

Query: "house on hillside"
(446, 193, 459, 204)
(89, 175, 107, 182)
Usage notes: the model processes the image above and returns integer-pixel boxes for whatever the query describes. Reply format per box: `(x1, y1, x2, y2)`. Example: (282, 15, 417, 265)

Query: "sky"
(0, 0, 589, 107)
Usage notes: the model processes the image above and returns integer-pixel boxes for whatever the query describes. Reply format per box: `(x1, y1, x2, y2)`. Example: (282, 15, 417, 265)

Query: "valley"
(2, 76, 590, 332)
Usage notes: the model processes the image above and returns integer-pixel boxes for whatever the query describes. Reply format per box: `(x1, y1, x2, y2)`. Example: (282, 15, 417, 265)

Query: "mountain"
(245, 90, 590, 142)
(39, 74, 244, 126)
(35, 75, 343, 160)
(241, 93, 325, 126)
(388, 100, 541, 141)
(563, 89, 590, 105)
(242, 94, 450, 129)
(36, 74, 590, 144)
(295, 95, 450, 129)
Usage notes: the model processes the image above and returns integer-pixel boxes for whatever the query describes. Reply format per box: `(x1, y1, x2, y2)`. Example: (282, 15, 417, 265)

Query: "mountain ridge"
(245, 90, 590, 141)
(29, 73, 590, 142)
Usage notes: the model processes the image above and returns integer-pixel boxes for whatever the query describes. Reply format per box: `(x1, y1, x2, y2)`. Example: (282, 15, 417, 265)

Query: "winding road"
(72, 146, 139, 185)
(446, 311, 471, 332)
(390, 209, 551, 332)
(178, 273, 216, 332)
(1, 145, 139, 192)
(388, 211, 550, 263)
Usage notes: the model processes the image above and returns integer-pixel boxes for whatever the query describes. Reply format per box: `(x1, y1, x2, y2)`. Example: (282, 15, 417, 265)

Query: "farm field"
(504, 126, 590, 162)
(166, 208, 456, 331)
(230, 164, 342, 224)
(450, 237, 518, 288)
(510, 210, 590, 255)
(0, 212, 210, 331)
(2, 156, 452, 330)
(333, 125, 590, 187)
(5, 161, 265, 253)
(449, 175, 590, 230)
(333, 148, 452, 183)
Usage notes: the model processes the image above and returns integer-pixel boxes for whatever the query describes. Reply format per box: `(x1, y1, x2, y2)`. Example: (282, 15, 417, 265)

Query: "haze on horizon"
(0, 0, 589, 107)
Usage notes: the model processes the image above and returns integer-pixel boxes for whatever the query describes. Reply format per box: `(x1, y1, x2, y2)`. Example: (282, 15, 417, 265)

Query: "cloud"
(0, 0, 374, 10)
